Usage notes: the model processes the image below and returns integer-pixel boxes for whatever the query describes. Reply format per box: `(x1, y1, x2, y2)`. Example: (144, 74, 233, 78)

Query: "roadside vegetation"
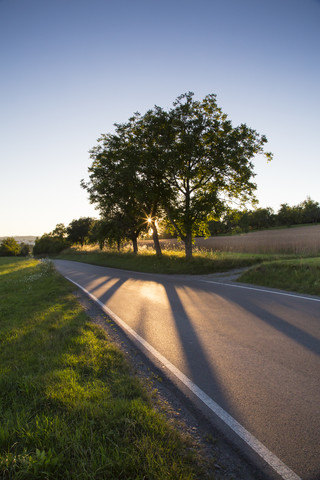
(56, 245, 291, 275)
(238, 257, 320, 296)
(0, 258, 213, 479)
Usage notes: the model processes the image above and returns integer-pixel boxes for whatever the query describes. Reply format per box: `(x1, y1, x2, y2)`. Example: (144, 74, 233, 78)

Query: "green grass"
(238, 257, 320, 296)
(0, 258, 213, 479)
(56, 246, 292, 275)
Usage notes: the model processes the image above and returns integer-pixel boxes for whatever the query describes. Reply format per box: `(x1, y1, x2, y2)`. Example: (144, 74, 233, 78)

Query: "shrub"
(33, 235, 70, 255)
(0, 237, 20, 256)
(19, 243, 31, 257)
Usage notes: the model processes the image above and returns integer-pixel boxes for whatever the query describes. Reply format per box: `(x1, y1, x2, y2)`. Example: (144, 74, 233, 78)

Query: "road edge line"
(66, 276, 302, 480)
(200, 279, 320, 302)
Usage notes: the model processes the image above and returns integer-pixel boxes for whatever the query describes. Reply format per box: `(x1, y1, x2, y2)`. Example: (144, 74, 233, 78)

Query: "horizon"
(1, 197, 319, 238)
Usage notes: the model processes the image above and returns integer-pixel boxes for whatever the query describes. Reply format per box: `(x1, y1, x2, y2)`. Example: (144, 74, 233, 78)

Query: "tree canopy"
(66, 217, 95, 247)
(82, 92, 272, 258)
(0, 237, 21, 256)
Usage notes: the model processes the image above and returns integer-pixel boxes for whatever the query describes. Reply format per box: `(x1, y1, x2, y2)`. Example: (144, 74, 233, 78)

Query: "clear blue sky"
(1, 0, 319, 236)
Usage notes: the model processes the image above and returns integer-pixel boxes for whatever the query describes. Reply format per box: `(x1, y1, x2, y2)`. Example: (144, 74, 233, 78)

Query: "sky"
(0, 0, 319, 236)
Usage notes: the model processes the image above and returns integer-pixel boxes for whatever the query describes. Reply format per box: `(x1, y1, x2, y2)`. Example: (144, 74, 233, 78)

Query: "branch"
(165, 208, 186, 241)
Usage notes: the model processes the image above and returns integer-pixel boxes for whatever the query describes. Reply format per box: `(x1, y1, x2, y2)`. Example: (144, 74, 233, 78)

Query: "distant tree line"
(30, 196, 320, 256)
(208, 197, 320, 235)
(33, 218, 95, 255)
(33, 216, 137, 255)
(3, 198, 319, 258)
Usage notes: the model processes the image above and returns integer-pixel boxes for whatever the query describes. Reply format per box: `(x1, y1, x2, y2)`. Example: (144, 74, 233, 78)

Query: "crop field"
(140, 225, 320, 254)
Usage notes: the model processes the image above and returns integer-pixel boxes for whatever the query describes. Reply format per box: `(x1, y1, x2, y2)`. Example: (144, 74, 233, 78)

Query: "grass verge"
(0, 258, 213, 479)
(238, 257, 320, 296)
(56, 247, 292, 275)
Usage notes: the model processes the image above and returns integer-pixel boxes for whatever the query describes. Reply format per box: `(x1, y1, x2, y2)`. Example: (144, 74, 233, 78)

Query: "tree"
(82, 122, 152, 254)
(277, 203, 302, 226)
(159, 93, 272, 257)
(0, 237, 20, 256)
(127, 107, 174, 256)
(91, 216, 129, 251)
(247, 207, 275, 230)
(33, 234, 69, 255)
(83, 92, 272, 258)
(66, 217, 95, 247)
(224, 209, 245, 234)
(299, 197, 320, 224)
(19, 243, 31, 257)
(51, 223, 67, 238)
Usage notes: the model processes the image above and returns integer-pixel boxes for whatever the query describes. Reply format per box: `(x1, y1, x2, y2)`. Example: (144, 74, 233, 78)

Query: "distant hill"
(0, 236, 37, 245)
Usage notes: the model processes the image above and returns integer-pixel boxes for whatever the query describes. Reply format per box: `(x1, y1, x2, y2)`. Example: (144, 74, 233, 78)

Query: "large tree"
(66, 217, 95, 247)
(83, 92, 272, 258)
(159, 92, 272, 257)
(82, 128, 147, 254)
(82, 108, 175, 256)
(124, 108, 173, 256)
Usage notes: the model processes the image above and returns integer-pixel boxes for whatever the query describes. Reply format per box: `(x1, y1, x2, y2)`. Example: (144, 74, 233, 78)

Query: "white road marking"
(66, 275, 302, 480)
(200, 279, 320, 302)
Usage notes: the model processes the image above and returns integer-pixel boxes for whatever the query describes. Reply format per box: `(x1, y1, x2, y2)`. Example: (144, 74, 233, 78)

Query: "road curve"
(53, 260, 320, 480)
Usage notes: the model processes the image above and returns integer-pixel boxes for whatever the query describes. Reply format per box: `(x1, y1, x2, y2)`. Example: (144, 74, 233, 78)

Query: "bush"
(33, 235, 70, 255)
(19, 243, 31, 257)
(0, 237, 21, 256)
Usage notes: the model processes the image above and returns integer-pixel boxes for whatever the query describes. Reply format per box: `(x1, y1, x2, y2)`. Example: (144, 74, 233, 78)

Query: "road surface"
(53, 259, 320, 480)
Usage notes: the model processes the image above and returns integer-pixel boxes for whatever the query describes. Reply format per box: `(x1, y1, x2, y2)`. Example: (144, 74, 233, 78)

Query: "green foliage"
(0, 237, 21, 256)
(83, 92, 272, 258)
(300, 197, 320, 224)
(277, 203, 302, 226)
(66, 217, 95, 247)
(238, 257, 320, 296)
(51, 223, 67, 238)
(33, 234, 69, 255)
(90, 216, 127, 250)
(19, 243, 31, 257)
(277, 197, 320, 226)
(208, 198, 320, 235)
(82, 116, 156, 254)
(161, 93, 271, 257)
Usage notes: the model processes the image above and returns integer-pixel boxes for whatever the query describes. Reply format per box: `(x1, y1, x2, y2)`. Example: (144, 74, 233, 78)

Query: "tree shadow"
(210, 282, 320, 357)
(93, 277, 128, 305)
(161, 282, 233, 410)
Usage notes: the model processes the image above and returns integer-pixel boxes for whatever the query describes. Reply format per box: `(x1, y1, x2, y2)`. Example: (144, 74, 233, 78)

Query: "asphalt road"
(53, 259, 320, 480)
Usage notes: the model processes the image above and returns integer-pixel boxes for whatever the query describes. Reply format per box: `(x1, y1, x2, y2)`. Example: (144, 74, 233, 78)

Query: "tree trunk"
(151, 221, 162, 257)
(132, 237, 138, 254)
(184, 232, 193, 259)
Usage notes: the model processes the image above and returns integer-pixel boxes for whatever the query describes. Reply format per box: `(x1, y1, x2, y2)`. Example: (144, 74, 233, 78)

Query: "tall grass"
(0, 258, 212, 479)
(238, 257, 320, 296)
